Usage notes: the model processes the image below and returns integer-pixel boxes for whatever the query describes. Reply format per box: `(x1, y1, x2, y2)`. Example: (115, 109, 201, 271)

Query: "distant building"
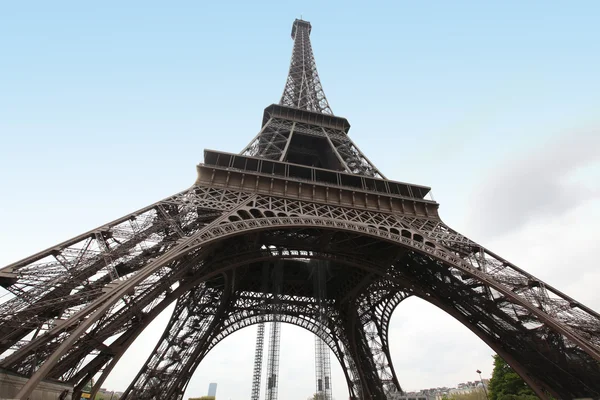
(208, 382, 218, 397)
(188, 382, 218, 400)
(450, 380, 488, 396)
(386, 388, 430, 400)
(386, 380, 488, 400)
(387, 392, 429, 400)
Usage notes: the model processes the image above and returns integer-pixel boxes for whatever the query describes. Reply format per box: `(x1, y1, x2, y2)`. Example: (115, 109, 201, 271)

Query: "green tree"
(488, 354, 538, 400)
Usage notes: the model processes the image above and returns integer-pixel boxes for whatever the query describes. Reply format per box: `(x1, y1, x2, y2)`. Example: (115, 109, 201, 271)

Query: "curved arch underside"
(1, 188, 599, 400)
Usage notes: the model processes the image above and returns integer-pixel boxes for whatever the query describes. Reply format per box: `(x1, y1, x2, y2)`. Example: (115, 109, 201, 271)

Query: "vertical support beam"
(322, 128, 352, 174)
(337, 304, 387, 400)
(265, 262, 283, 400)
(328, 325, 361, 399)
(279, 122, 296, 162)
(313, 260, 332, 400)
(241, 118, 272, 156)
(360, 288, 406, 397)
(250, 263, 270, 400)
(280, 19, 333, 114)
(314, 336, 332, 399)
(265, 320, 281, 400)
(120, 277, 232, 400)
(250, 323, 266, 400)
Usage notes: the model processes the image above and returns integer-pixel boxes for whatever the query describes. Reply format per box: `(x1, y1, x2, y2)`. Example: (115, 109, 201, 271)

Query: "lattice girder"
(354, 282, 409, 396)
(241, 115, 384, 178)
(280, 19, 332, 114)
(0, 186, 252, 355)
(3, 189, 600, 398)
(121, 282, 230, 400)
(388, 250, 599, 398)
(2, 186, 600, 399)
(118, 288, 391, 400)
(122, 289, 351, 399)
(110, 252, 588, 398)
(5, 236, 384, 395)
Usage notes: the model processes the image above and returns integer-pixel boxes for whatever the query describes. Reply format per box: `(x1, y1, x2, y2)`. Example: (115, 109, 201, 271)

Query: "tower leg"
(326, 307, 386, 400)
(121, 277, 232, 400)
(347, 321, 387, 399)
(356, 284, 409, 397)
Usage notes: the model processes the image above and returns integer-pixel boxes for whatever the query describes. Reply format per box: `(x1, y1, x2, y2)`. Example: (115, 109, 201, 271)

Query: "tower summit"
(281, 19, 333, 114)
(1, 18, 599, 400)
(291, 18, 311, 39)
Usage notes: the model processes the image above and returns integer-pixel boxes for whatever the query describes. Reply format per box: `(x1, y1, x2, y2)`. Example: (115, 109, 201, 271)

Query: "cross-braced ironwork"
(250, 322, 265, 400)
(314, 260, 333, 400)
(1, 18, 600, 400)
(250, 263, 270, 400)
(265, 262, 282, 400)
(280, 19, 332, 114)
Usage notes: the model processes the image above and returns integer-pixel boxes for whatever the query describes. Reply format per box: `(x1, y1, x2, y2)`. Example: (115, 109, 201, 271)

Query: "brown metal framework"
(1, 18, 599, 400)
(280, 19, 333, 114)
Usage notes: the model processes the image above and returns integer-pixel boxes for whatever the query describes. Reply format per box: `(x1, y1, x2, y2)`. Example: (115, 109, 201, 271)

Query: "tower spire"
(280, 19, 333, 114)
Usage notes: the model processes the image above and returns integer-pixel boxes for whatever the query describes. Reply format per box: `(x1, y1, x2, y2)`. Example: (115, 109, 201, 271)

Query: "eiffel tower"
(1, 18, 600, 400)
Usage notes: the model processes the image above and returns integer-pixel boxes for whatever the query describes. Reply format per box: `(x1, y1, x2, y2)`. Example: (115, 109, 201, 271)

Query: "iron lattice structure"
(250, 322, 265, 400)
(265, 262, 282, 400)
(280, 19, 332, 114)
(250, 263, 270, 400)
(1, 18, 600, 400)
(313, 260, 333, 400)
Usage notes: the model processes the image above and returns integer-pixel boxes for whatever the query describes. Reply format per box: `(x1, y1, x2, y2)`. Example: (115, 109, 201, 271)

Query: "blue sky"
(1, 1, 599, 399)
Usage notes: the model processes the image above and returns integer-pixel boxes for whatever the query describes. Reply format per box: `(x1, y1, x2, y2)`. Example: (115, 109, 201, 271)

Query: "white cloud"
(467, 129, 600, 238)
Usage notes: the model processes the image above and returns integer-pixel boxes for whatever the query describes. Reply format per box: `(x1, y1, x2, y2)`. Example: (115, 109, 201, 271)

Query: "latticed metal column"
(313, 260, 332, 400)
(314, 336, 332, 399)
(251, 323, 265, 400)
(280, 19, 332, 114)
(250, 263, 270, 400)
(265, 263, 283, 400)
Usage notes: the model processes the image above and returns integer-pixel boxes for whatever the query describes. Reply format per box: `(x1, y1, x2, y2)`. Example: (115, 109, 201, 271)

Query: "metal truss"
(265, 262, 282, 400)
(1, 18, 600, 400)
(119, 263, 370, 400)
(0, 186, 249, 361)
(241, 118, 294, 161)
(3, 188, 600, 399)
(313, 260, 332, 400)
(250, 322, 265, 400)
(250, 264, 269, 400)
(355, 280, 408, 397)
(241, 117, 384, 178)
(120, 282, 229, 399)
(280, 19, 332, 114)
(314, 336, 332, 399)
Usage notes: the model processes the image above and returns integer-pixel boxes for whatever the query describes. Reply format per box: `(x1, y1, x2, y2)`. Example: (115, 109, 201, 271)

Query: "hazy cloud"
(468, 129, 600, 238)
